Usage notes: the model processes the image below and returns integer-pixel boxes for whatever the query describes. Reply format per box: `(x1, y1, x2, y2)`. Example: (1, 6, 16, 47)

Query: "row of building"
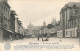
(26, 2, 80, 38)
(0, 0, 26, 42)
(26, 18, 59, 38)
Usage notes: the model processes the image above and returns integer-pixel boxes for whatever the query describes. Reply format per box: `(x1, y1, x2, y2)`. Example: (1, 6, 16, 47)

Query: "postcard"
(0, 0, 80, 51)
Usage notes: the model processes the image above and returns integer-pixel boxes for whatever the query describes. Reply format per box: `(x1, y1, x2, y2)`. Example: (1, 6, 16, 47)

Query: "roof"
(32, 26, 41, 29)
(61, 2, 80, 11)
(51, 25, 63, 30)
(67, 2, 80, 7)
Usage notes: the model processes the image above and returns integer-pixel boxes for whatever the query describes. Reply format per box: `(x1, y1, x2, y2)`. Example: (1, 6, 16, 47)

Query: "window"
(75, 10, 78, 14)
(6, 8, 7, 11)
(6, 18, 7, 21)
(72, 9, 78, 15)
(4, 16, 5, 20)
(4, 6, 5, 10)
(73, 10, 75, 15)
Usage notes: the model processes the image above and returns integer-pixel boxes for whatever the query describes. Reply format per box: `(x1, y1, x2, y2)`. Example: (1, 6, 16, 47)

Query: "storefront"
(2, 28, 15, 41)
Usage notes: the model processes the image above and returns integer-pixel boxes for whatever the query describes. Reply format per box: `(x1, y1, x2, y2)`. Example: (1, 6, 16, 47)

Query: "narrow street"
(10, 37, 79, 45)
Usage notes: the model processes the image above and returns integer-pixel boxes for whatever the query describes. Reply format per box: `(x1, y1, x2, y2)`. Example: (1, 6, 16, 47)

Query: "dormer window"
(73, 5, 76, 8)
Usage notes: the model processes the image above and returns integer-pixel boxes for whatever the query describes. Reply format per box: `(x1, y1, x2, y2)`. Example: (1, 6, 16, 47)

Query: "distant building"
(51, 18, 56, 26)
(40, 26, 48, 36)
(43, 21, 46, 26)
(27, 22, 34, 37)
(57, 25, 63, 37)
(49, 26, 58, 37)
(27, 22, 41, 38)
(41, 21, 47, 34)
(40, 21, 48, 37)
(40, 20, 59, 37)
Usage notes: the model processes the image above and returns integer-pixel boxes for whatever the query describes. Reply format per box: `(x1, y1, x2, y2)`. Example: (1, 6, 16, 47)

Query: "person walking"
(60, 37, 62, 42)
(38, 36, 39, 41)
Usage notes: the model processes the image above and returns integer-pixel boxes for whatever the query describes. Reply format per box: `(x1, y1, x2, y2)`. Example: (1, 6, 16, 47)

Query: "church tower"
(43, 21, 46, 26)
(28, 22, 33, 28)
(51, 18, 56, 25)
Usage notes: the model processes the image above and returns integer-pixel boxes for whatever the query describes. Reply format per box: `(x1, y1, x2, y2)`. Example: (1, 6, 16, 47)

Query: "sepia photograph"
(0, 0, 80, 51)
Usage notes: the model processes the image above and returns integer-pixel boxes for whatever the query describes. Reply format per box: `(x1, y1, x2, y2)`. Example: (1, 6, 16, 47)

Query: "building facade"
(0, 0, 26, 41)
(27, 22, 41, 38)
(57, 25, 63, 37)
(60, 2, 80, 38)
(10, 10, 16, 40)
(0, 0, 17, 41)
(0, 0, 11, 41)
(15, 18, 25, 39)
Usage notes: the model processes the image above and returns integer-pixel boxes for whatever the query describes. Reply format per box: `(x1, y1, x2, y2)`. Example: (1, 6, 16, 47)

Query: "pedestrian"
(42, 37, 43, 41)
(38, 37, 39, 41)
(60, 38, 62, 42)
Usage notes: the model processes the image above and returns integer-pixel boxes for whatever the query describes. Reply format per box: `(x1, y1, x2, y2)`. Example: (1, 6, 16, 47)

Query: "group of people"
(37, 37, 62, 42)
(37, 37, 48, 41)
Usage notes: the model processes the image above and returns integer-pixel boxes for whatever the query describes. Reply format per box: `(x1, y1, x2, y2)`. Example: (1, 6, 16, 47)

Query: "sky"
(8, 0, 80, 28)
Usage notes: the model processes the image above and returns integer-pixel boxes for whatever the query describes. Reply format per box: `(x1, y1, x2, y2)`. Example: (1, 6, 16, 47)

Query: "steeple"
(43, 21, 46, 26)
(30, 21, 31, 25)
(51, 17, 56, 25)
(28, 21, 33, 28)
